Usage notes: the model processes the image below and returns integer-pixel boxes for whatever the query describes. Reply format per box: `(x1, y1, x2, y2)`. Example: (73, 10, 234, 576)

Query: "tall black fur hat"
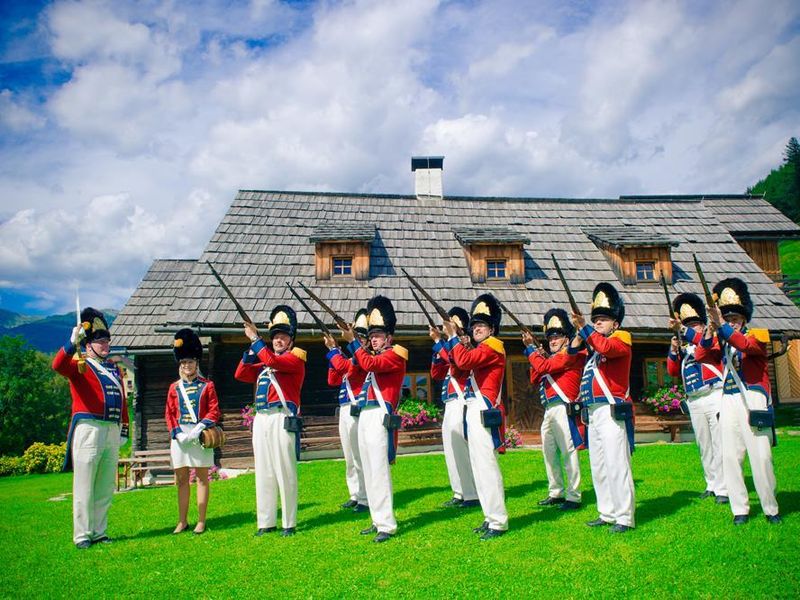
(80, 307, 110, 344)
(447, 306, 470, 332)
(366, 295, 396, 335)
(713, 278, 753, 322)
(353, 308, 369, 337)
(672, 293, 706, 325)
(173, 328, 202, 362)
(590, 283, 625, 324)
(469, 293, 502, 334)
(543, 308, 574, 338)
(268, 305, 297, 339)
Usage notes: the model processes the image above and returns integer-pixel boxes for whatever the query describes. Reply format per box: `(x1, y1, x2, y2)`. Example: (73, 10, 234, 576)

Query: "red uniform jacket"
(327, 348, 368, 403)
(527, 346, 586, 402)
(349, 340, 408, 410)
(234, 339, 306, 411)
(164, 377, 222, 439)
(695, 324, 770, 399)
(450, 336, 506, 407)
(430, 339, 470, 400)
(576, 326, 632, 404)
(52, 346, 130, 471)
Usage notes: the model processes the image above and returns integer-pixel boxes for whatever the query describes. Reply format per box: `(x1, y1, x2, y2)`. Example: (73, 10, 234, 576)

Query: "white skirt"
(170, 424, 214, 469)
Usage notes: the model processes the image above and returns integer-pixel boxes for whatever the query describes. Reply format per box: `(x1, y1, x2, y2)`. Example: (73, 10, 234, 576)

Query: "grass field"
(780, 240, 800, 278)
(2, 435, 799, 599)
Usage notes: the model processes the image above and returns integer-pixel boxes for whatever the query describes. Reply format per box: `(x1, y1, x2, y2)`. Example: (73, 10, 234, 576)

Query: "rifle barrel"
(297, 282, 349, 330)
(286, 283, 331, 335)
(206, 261, 254, 324)
(409, 287, 436, 328)
(401, 268, 462, 334)
(551, 254, 581, 315)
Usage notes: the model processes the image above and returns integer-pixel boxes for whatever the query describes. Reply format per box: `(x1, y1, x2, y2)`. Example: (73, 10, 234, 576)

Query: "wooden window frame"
(643, 357, 678, 390)
(635, 260, 656, 282)
(486, 259, 508, 280)
(401, 372, 432, 404)
(331, 256, 353, 277)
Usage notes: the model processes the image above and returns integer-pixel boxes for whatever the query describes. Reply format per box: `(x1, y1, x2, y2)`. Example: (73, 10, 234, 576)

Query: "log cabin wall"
(737, 239, 782, 282)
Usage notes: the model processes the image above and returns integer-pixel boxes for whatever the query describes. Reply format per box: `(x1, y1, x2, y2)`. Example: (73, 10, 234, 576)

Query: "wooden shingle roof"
(112, 259, 196, 349)
(581, 225, 680, 249)
(152, 191, 800, 334)
(453, 227, 531, 245)
(308, 223, 376, 243)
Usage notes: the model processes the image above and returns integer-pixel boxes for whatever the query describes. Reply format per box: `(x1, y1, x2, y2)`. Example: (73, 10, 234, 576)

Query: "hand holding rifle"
(323, 332, 337, 350)
(429, 325, 442, 343)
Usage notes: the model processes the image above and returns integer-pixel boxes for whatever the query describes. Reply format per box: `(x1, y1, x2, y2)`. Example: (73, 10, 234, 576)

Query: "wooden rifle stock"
(206, 261, 254, 325)
(296, 282, 350, 330)
(551, 254, 582, 315)
(286, 283, 332, 336)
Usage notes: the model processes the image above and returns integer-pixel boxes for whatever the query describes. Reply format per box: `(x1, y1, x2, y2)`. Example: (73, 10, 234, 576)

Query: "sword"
(286, 282, 333, 336)
(206, 261, 254, 325)
(296, 282, 350, 331)
(75, 287, 86, 374)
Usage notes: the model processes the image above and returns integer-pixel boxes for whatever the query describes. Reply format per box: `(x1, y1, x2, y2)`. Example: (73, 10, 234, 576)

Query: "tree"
(0, 336, 71, 456)
(785, 137, 800, 166)
(748, 137, 800, 223)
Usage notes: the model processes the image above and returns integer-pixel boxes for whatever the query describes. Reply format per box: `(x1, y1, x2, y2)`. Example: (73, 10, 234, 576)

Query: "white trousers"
(720, 390, 778, 517)
(686, 387, 726, 496)
(357, 406, 397, 534)
(541, 403, 581, 502)
(71, 420, 120, 544)
(338, 405, 366, 504)
(465, 398, 508, 531)
(441, 398, 478, 501)
(587, 404, 635, 527)
(252, 410, 298, 529)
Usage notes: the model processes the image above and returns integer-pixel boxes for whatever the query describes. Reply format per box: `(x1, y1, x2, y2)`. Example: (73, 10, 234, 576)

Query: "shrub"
(397, 399, 442, 429)
(0, 456, 24, 476)
(504, 425, 523, 449)
(21, 442, 67, 474)
(241, 403, 256, 431)
(642, 385, 686, 414)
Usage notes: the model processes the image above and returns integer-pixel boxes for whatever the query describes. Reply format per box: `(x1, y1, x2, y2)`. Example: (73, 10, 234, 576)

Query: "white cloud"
(0, 90, 46, 131)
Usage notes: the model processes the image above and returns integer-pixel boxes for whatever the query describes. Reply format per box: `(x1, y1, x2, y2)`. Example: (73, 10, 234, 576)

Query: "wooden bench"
(118, 449, 174, 490)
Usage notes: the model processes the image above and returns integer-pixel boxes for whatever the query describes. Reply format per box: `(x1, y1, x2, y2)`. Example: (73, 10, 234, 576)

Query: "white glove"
(188, 422, 206, 441)
(176, 432, 189, 444)
(70, 325, 85, 346)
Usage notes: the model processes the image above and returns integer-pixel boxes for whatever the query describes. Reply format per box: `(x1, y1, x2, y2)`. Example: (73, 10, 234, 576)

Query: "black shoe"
(609, 524, 632, 534)
(341, 499, 358, 509)
(715, 495, 730, 505)
(255, 527, 277, 537)
(586, 518, 612, 527)
(352, 504, 369, 513)
(480, 528, 506, 541)
(560, 501, 582, 511)
(733, 515, 749, 526)
(458, 499, 481, 508)
(75, 540, 92, 550)
(537, 496, 566, 506)
(373, 532, 393, 543)
(699, 490, 715, 499)
(766, 514, 782, 525)
(472, 521, 489, 534)
(360, 525, 378, 535)
(281, 527, 296, 537)
(92, 535, 113, 544)
(442, 497, 464, 507)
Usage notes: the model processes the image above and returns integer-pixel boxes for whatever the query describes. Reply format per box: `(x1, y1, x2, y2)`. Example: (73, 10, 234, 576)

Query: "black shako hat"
(543, 308, 574, 338)
(366, 295, 397, 335)
(447, 306, 470, 332)
(673, 292, 707, 326)
(268, 305, 297, 339)
(713, 278, 753, 322)
(590, 283, 625, 324)
(469, 293, 502, 334)
(173, 328, 203, 362)
(80, 307, 110, 344)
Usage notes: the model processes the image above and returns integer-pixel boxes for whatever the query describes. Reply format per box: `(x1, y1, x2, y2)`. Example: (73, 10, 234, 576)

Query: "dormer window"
(309, 224, 375, 281)
(583, 225, 679, 285)
(453, 227, 529, 284)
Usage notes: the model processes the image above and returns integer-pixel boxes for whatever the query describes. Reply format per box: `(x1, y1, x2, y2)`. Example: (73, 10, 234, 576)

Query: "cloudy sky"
(1, 0, 798, 315)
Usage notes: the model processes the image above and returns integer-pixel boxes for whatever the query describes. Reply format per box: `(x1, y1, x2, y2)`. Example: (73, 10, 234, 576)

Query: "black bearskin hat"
(543, 308, 574, 339)
(447, 307, 470, 332)
(590, 283, 625, 324)
(713, 278, 753, 322)
(173, 328, 203, 362)
(268, 305, 297, 339)
(366, 295, 397, 335)
(469, 293, 502, 334)
(672, 293, 706, 326)
(80, 307, 110, 344)
(353, 308, 369, 337)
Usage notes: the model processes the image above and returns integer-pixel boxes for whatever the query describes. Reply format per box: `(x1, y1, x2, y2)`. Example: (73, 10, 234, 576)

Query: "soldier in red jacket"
(430, 306, 479, 508)
(340, 295, 407, 543)
(164, 329, 222, 535)
(52, 308, 129, 549)
(571, 283, 635, 533)
(697, 278, 780, 525)
(324, 309, 369, 512)
(666, 293, 727, 503)
(524, 308, 586, 510)
(444, 293, 508, 540)
(236, 306, 306, 537)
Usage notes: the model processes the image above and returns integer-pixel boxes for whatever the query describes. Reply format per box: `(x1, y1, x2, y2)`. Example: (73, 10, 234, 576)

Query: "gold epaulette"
(483, 336, 505, 355)
(748, 329, 770, 344)
(392, 344, 409, 361)
(611, 330, 632, 346)
(291, 347, 307, 362)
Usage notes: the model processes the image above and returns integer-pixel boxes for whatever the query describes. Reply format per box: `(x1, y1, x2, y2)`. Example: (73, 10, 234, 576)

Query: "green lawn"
(2, 436, 799, 599)
(780, 240, 800, 278)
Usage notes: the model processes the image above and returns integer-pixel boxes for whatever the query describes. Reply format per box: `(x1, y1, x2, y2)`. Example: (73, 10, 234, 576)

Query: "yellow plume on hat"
(174, 338, 184, 348)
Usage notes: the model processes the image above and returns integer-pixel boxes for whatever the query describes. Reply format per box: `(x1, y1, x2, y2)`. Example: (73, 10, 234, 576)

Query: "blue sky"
(0, 0, 799, 315)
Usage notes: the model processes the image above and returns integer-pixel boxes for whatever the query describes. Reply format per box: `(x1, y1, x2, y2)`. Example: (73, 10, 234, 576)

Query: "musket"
(692, 254, 717, 308)
(286, 283, 332, 336)
(661, 274, 681, 335)
(409, 287, 437, 329)
(75, 287, 86, 374)
(767, 330, 800, 360)
(296, 282, 349, 330)
(551, 254, 582, 315)
(205, 261, 254, 325)
(400, 268, 464, 334)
